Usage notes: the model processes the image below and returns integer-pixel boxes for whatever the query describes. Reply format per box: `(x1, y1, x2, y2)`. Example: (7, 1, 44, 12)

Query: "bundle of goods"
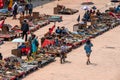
(94, 12, 120, 30)
(86, 26, 100, 37)
(0, 57, 25, 80)
(48, 15, 62, 22)
(93, 24, 110, 35)
(54, 4, 79, 15)
(73, 22, 87, 31)
(34, 53, 55, 67)
(3, 56, 38, 79)
(20, 62, 38, 75)
(17, 13, 50, 33)
(40, 38, 66, 56)
(0, 9, 12, 17)
(66, 32, 87, 46)
(11, 49, 22, 58)
(73, 23, 96, 38)
(77, 11, 120, 39)
(43, 44, 72, 56)
(0, 16, 6, 20)
(41, 28, 87, 56)
(44, 47, 59, 55)
(41, 38, 60, 55)
(0, 22, 18, 41)
(65, 37, 82, 49)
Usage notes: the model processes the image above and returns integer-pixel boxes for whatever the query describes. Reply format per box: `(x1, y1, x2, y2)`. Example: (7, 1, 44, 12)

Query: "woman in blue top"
(84, 39, 93, 65)
(31, 34, 39, 59)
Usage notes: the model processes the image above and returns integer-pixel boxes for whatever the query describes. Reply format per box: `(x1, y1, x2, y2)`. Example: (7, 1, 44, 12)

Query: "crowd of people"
(17, 32, 39, 60)
(18, 18, 94, 64)
(83, 7, 102, 22)
(0, 1, 96, 65)
(12, 1, 33, 19)
(41, 26, 70, 64)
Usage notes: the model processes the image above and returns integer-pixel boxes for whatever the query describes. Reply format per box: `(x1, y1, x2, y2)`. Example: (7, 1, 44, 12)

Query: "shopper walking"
(21, 20, 29, 41)
(12, 2, 18, 19)
(84, 39, 93, 65)
(60, 42, 67, 64)
(18, 5, 25, 16)
(28, 3, 33, 16)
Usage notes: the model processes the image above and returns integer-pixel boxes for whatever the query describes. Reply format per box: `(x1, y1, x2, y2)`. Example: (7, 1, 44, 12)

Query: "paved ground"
(0, 0, 120, 80)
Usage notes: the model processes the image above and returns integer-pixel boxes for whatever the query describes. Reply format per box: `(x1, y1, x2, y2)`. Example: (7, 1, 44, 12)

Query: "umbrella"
(82, 6, 90, 10)
(12, 38, 25, 43)
(12, 38, 25, 47)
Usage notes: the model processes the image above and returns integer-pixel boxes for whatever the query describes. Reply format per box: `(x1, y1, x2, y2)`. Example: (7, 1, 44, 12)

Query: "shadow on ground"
(64, 60, 72, 64)
(32, 0, 57, 8)
(81, 2, 94, 5)
(89, 63, 97, 66)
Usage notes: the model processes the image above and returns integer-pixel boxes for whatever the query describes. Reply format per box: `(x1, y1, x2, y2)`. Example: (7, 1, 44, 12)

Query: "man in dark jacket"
(21, 20, 29, 41)
(28, 3, 33, 16)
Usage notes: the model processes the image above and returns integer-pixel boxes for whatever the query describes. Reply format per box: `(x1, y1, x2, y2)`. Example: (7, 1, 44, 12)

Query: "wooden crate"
(54, 7, 58, 14)
(73, 24, 79, 31)
(109, 7, 115, 12)
(11, 49, 22, 58)
(33, 12, 39, 18)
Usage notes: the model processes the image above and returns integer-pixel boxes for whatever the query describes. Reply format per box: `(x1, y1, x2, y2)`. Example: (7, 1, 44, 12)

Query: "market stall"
(54, 4, 79, 15)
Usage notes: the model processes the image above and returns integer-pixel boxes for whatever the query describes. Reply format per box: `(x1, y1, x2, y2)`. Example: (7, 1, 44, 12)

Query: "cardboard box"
(33, 12, 39, 18)
(11, 49, 22, 58)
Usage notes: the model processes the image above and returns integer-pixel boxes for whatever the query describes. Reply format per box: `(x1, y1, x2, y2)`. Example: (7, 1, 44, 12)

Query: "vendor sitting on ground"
(55, 26, 61, 35)
(96, 10, 101, 16)
(61, 27, 68, 36)
(17, 43, 26, 49)
(54, 37, 59, 46)
(17, 43, 26, 55)
(115, 5, 120, 13)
